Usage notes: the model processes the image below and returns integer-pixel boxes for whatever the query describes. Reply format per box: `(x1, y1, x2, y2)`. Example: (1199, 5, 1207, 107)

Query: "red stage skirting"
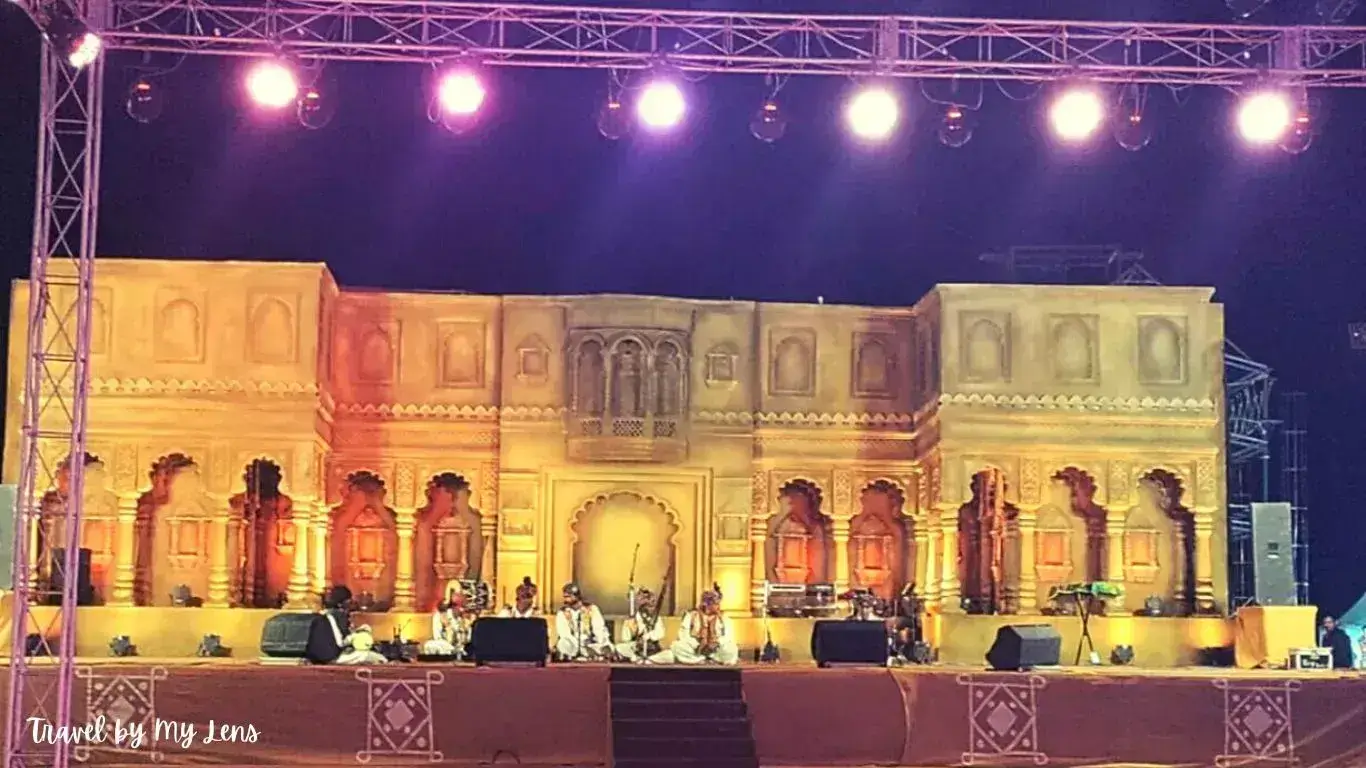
(2, 663, 1364, 766)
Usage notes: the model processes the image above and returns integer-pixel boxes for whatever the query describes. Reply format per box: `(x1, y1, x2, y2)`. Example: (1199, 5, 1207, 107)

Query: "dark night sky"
(0, 0, 1363, 613)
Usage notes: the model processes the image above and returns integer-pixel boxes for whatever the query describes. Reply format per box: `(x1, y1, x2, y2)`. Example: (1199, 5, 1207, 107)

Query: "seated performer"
(498, 577, 540, 618)
(616, 588, 668, 663)
(890, 583, 925, 663)
(304, 585, 387, 665)
(669, 589, 739, 666)
(553, 582, 611, 661)
(423, 587, 473, 658)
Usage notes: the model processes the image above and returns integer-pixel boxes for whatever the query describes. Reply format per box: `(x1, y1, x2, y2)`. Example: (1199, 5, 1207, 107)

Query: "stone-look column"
(1105, 511, 1127, 611)
(310, 503, 329, 595)
(206, 496, 232, 607)
(110, 494, 139, 606)
(480, 513, 497, 588)
(1192, 511, 1217, 614)
(1015, 508, 1038, 613)
(749, 517, 768, 615)
(831, 517, 851, 595)
(937, 506, 961, 612)
(393, 509, 417, 611)
(286, 509, 312, 607)
(919, 523, 940, 608)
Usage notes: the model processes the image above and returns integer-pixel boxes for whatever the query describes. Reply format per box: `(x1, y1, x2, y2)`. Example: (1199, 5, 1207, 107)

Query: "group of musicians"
(306, 578, 921, 667)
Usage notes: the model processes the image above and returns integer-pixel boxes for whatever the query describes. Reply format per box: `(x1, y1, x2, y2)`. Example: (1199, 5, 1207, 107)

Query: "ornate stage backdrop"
(4, 260, 1232, 659)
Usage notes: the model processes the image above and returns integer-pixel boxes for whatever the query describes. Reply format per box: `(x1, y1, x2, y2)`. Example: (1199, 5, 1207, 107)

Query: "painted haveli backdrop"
(5, 259, 1229, 618)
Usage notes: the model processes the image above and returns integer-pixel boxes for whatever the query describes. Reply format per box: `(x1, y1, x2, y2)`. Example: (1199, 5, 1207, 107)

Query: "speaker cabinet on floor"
(470, 617, 549, 666)
(260, 613, 317, 658)
(811, 620, 887, 667)
(985, 624, 1062, 670)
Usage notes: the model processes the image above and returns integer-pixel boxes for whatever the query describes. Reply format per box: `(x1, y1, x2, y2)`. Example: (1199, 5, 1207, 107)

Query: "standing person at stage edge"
(554, 582, 611, 661)
(669, 588, 738, 665)
(1319, 615, 1355, 669)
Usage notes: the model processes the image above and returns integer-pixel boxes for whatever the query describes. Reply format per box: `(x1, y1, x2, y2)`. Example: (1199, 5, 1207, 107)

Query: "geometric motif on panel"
(1213, 679, 1299, 767)
(956, 674, 1048, 765)
(356, 669, 444, 764)
(74, 666, 169, 762)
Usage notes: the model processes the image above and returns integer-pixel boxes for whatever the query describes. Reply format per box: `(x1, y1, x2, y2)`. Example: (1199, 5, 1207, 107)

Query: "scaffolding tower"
(981, 246, 1300, 611)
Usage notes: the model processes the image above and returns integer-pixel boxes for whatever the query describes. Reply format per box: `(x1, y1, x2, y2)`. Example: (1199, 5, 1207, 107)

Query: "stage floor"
(2, 660, 1362, 766)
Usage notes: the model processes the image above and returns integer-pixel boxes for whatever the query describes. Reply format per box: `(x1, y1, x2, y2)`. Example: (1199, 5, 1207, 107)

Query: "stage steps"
(610, 666, 758, 768)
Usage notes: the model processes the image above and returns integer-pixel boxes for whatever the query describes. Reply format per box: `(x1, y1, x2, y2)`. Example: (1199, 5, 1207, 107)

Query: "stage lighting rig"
(1280, 103, 1313, 154)
(1236, 89, 1293, 146)
(434, 61, 487, 135)
(297, 82, 336, 130)
(40, 2, 102, 70)
(1113, 86, 1152, 152)
(597, 91, 629, 140)
(125, 77, 164, 124)
(937, 105, 973, 148)
(245, 58, 299, 110)
(750, 98, 786, 143)
(1049, 84, 1105, 144)
(845, 82, 900, 143)
(636, 71, 687, 132)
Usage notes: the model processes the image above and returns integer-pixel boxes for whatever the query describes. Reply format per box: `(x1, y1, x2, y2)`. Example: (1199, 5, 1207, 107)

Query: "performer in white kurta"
(669, 589, 739, 666)
(422, 589, 472, 658)
(498, 577, 541, 618)
(615, 588, 669, 663)
(553, 582, 612, 661)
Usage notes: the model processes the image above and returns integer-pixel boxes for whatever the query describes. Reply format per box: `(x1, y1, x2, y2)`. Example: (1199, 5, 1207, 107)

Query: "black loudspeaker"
(811, 620, 887, 667)
(985, 624, 1062, 671)
(1250, 502, 1298, 606)
(50, 548, 94, 606)
(260, 613, 317, 658)
(470, 617, 549, 666)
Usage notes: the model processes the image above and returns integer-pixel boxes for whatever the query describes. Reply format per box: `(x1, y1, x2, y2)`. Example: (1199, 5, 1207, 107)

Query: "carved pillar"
(286, 510, 312, 607)
(1016, 507, 1038, 613)
(206, 495, 232, 607)
(749, 517, 767, 616)
(480, 513, 497, 588)
(310, 503, 329, 595)
(920, 522, 940, 608)
(937, 505, 961, 612)
(394, 509, 417, 611)
(1105, 510, 1127, 611)
(831, 517, 851, 594)
(110, 494, 139, 606)
(1193, 511, 1217, 613)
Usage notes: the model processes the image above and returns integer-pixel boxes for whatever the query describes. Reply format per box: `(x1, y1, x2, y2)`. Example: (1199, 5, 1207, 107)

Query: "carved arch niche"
(958, 469, 1019, 614)
(769, 329, 816, 397)
(1138, 316, 1187, 384)
(154, 292, 204, 363)
(765, 480, 833, 585)
(39, 453, 117, 604)
(329, 471, 399, 610)
(849, 480, 912, 600)
(960, 313, 1008, 383)
(229, 459, 295, 608)
(610, 338, 647, 420)
(1124, 468, 1194, 613)
(136, 453, 213, 606)
(248, 294, 297, 364)
(1034, 468, 1106, 604)
(1049, 315, 1098, 383)
(571, 336, 606, 420)
(572, 491, 679, 616)
(414, 473, 485, 612)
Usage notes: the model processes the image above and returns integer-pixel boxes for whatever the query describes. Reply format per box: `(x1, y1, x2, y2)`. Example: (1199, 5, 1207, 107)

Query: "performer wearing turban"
(553, 582, 611, 661)
(423, 585, 472, 658)
(615, 588, 668, 663)
(305, 585, 387, 665)
(498, 577, 541, 618)
(669, 588, 738, 666)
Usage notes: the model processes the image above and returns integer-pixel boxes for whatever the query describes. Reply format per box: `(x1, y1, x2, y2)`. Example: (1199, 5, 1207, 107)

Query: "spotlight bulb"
(637, 79, 687, 131)
(1237, 91, 1293, 146)
(1114, 111, 1152, 151)
(750, 99, 787, 143)
(937, 106, 973, 148)
(297, 85, 336, 130)
(66, 32, 102, 70)
(1050, 87, 1105, 143)
(44, 11, 101, 70)
(438, 69, 486, 117)
(597, 97, 629, 140)
(245, 60, 299, 110)
(845, 85, 899, 142)
(125, 78, 164, 124)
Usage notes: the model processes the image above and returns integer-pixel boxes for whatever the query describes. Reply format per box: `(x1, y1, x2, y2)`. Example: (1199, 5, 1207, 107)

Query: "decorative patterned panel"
(704, 342, 740, 388)
(515, 334, 550, 385)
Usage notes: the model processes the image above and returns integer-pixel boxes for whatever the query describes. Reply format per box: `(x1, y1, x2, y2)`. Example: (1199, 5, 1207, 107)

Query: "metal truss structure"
(88, 1, 1366, 86)
(5, 2, 1349, 767)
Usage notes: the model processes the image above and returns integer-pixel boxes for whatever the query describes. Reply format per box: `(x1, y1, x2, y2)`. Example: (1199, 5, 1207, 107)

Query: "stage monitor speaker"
(811, 620, 887, 667)
(50, 548, 95, 606)
(470, 617, 548, 666)
(1250, 502, 1298, 606)
(0, 485, 14, 590)
(985, 625, 1061, 671)
(260, 613, 317, 658)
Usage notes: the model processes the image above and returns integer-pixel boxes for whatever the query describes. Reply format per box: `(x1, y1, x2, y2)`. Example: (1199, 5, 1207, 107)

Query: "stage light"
(43, 9, 101, 70)
(1049, 86, 1105, 143)
(845, 84, 899, 143)
(636, 78, 687, 131)
(245, 59, 299, 110)
(125, 77, 164, 124)
(750, 98, 786, 143)
(937, 105, 973, 148)
(1280, 107, 1313, 154)
(597, 96, 629, 140)
(1237, 90, 1293, 146)
(109, 636, 136, 657)
(297, 84, 336, 130)
(437, 67, 486, 117)
(1114, 110, 1152, 152)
